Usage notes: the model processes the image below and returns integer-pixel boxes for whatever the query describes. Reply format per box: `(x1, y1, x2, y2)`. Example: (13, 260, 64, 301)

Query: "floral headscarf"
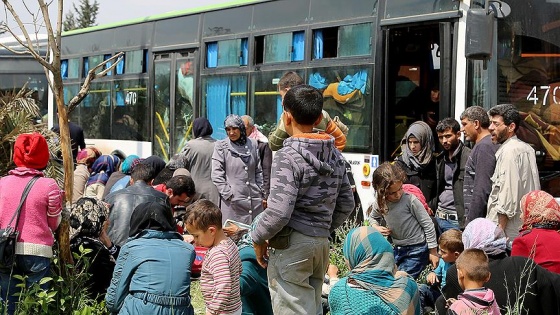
(343, 226, 421, 315)
(463, 218, 507, 256)
(400, 121, 435, 171)
(76, 147, 102, 167)
(224, 114, 247, 146)
(520, 190, 560, 231)
(69, 197, 109, 239)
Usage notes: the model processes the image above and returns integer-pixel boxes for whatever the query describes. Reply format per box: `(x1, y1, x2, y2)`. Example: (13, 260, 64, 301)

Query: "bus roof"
(62, 0, 270, 36)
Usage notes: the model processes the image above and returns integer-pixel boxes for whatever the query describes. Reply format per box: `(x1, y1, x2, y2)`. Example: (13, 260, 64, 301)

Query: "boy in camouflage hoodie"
(251, 85, 355, 315)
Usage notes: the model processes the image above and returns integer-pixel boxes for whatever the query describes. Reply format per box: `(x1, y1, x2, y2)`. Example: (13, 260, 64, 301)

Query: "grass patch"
(191, 279, 205, 315)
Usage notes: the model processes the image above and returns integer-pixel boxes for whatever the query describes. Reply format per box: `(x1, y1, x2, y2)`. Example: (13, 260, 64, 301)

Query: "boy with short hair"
(185, 200, 242, 315)
(420, 229, 464, 312)
(447, 249, 500, 315)
(251, 84, 355, 314)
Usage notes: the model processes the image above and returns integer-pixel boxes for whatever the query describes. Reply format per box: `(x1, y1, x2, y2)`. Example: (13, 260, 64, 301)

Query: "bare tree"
(0, 0, 122, 264)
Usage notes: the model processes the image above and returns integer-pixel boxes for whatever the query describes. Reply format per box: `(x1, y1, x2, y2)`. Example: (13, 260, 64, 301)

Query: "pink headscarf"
(403, 184, 432, 215)
(247, 126, 268, 143)
(520, 190, 560, 231)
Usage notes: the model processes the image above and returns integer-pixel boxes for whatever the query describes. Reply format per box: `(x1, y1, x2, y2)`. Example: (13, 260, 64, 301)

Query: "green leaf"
(39, 277, 53, 285)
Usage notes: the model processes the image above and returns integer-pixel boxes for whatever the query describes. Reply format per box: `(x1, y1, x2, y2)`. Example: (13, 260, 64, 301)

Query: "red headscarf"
(520, 190, 560, 231)
(13, 132, 50, 170)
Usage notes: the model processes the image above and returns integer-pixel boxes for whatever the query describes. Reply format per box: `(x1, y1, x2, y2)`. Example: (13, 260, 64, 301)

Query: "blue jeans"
(393, 243, 428, 279)
(267, 230, 329, 315)
(419, 283, 441, 309)
(435, 217, 459, 234)
(0, 255, 51, 315)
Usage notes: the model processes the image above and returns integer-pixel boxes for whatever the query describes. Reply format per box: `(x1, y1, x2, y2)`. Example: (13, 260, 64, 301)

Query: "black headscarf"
(141, 155, 166, 177)
(192, 117, 214, 138)
(224, 114, 247, 146)
(129, 200, 175, 237)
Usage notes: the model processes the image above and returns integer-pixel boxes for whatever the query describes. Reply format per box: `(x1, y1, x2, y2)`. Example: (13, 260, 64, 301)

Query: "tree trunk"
(53, 77, 74, 266)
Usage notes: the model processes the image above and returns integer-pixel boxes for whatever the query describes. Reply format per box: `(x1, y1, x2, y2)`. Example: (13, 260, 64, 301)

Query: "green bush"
(3, 245, 107, 315)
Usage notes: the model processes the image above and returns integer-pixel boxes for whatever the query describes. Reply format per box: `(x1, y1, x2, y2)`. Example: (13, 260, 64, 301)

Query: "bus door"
(153, 50, 198, 160)
(382, 22, 454, 159)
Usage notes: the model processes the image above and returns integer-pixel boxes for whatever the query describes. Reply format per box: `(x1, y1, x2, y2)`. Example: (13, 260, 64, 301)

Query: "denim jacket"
(106, 230, 195, 315)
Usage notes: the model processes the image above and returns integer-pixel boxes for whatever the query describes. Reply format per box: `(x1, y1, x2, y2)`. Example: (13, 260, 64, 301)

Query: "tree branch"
(67, 52, 124, 112)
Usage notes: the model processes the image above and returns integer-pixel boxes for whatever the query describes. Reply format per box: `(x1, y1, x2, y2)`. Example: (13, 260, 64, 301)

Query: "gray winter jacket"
(251, 134, 355, 243)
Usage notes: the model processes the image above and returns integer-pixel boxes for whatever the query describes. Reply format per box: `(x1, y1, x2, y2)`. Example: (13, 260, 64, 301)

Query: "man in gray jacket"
(251, 85, 354, 315)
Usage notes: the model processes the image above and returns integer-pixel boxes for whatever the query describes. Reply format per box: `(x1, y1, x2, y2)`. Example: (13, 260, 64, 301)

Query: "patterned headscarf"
(400, 121, 435, 171)
(224, 114, 247, 146)
(69, 197, 110, 239)
(463, 218, 507, 256)
(344, 226, 421, 315)
(76, 146, 102, 167)
(520, 190, 560, 231)
(86, 155, 120, 186)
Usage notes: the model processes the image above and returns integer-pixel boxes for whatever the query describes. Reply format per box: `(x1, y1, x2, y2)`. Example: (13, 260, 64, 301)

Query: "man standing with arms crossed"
(486, 104, 540, 241)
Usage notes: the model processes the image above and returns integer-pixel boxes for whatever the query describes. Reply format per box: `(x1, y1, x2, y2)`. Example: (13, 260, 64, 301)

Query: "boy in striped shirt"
(185, 200, 242, 315)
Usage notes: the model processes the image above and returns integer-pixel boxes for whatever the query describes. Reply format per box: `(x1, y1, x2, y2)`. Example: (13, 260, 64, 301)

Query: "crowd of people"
(0, 70, 559, 315)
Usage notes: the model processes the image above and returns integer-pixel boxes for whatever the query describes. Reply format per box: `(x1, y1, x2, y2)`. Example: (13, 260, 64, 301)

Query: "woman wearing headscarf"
(512, 190, 560, 273)
(70, 197, 119, 299)
(181, 117, 220, 206)
(0, 133, 64, 314)
(395, 121, 437, 205)
(106, 200, 196, 315)
(84, 154, 120, 200)
(73, 146, 102, 203)
(436, 218, 560, 315)
(227, 214, 273, 315)
(103, 154, 139, 200)
(107, 155, 141, 196)
(328, 226, 421, 315)
(211, 115, 264, 224)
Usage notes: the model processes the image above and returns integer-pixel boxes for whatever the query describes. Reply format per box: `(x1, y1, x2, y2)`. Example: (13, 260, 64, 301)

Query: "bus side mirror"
(465, 9, 495, 60)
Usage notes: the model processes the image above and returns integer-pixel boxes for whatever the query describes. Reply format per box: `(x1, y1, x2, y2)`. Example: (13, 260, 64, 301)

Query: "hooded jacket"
(251, 133, 354, 243)
(448, 288, 501, 315)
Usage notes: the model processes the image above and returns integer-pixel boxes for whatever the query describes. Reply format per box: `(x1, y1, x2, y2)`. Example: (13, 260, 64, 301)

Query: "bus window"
(174, 59, 195, 153)
(201, 74, 247, 140)
(308, 66, 373, 152)
(154, 61, 171, 159)
(255, 31, 305, 64)
(250, 70, 305, 136)
(491, 0, 560, 195)
(206, 38, 248, 68)
(125, 50, 145, 74)
(79, 82, 111, 139)
(313, 23, 373, 59)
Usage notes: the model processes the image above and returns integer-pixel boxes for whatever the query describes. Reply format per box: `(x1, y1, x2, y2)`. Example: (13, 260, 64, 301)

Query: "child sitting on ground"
(370, 162, 439, 279)
(447, 248, 501, 315)
(185, 200, 242, 315)
(419, 229, 463, 313)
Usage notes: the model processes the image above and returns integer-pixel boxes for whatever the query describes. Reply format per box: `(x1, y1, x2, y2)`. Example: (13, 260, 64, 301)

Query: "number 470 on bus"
(527, 85, 560, 106)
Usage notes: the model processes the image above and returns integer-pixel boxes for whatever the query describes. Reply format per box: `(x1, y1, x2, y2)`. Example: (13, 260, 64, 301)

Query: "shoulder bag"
(0, 176, 40, 268)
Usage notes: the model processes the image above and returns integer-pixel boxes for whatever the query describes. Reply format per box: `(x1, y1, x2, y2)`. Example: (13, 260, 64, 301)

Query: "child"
(250, 84, 355, 314)
(185, 200, 242, 315)
(370, 162, 439, 279)
(419, 229, 464, 312)
(447, 248, 501, 315)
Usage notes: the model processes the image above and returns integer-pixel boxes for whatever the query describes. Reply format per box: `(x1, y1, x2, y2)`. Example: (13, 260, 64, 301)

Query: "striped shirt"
(200, 238, 242, 314)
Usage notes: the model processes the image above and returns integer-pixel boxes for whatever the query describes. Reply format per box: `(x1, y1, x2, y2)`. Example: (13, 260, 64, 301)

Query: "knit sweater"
(0, 168, 63, 258)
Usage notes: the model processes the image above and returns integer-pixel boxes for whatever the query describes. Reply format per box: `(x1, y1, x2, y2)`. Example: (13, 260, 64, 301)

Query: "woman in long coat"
(212, 115, 264, 225)
(181, 117, 220, 206)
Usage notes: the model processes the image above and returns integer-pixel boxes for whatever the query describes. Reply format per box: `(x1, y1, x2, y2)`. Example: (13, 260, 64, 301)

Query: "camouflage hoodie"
(251, 133, 354, 243)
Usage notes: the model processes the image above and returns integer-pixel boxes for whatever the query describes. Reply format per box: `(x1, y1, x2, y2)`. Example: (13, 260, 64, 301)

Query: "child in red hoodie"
(447, 248, 501, 315)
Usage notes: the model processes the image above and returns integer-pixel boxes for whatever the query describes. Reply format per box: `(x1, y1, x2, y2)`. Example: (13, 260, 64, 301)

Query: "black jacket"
(105, 181, 168, 246)
(257, 140, 272, 198)
(436, 255, 560, 315)
(434, 142, 471, 228)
